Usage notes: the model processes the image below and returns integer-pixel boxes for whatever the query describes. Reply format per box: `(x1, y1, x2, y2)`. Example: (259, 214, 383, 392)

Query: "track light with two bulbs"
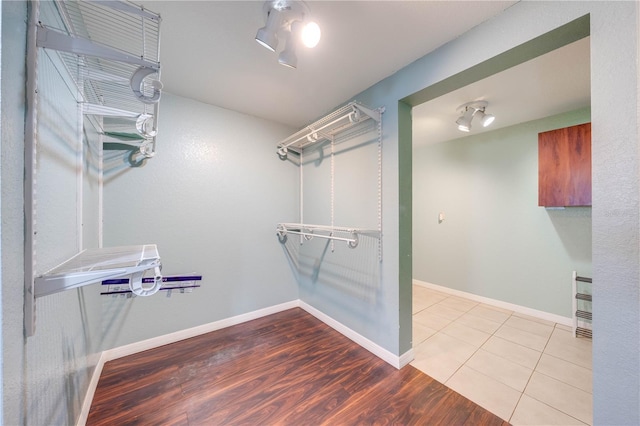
(455, 100, 495, 132)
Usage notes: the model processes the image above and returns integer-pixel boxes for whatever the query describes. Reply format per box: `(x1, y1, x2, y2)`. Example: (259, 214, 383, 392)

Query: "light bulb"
(301, 22, 321, 48)
(455, 107, 474, 132)
(481, 114, 495, 127)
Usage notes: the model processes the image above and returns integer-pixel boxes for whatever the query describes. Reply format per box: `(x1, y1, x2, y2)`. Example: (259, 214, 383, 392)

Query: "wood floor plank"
(91, 408, 191, 426)
(321, 365, 428, 425)
(87, 365, 185, 425)
(179, 322, 349, 398)
(183, 324, 359, 424)
(209, 342, 376, 425)
(88, 308, 509, 425)
(465, 407, 512, 426)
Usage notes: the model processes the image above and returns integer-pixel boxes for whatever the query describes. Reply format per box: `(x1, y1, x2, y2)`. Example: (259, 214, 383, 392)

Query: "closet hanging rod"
(279, 223, 380, 235)
(276, 223, 380, 249)
(281, 229, 358, 246)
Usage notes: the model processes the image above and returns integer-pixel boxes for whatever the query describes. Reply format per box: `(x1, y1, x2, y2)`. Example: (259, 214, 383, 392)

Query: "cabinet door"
(538, 122, 591, 207)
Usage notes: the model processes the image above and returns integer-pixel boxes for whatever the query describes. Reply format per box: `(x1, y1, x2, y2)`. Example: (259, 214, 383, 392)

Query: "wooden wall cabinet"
(538, 122, 591, 207)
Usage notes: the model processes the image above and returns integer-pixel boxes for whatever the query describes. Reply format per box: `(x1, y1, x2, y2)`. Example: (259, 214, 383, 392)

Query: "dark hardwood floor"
(88, 308, 509, 425)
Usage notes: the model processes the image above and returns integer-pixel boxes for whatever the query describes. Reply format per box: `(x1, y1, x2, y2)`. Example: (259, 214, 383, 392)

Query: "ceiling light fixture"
(455, 107, 474, 132)
(255, 8, 283, 52)
(278, 29, 298, 68)
(477, 109, 496, 127)
(455, 100, 495, 132)
(255, 0, 320, 69)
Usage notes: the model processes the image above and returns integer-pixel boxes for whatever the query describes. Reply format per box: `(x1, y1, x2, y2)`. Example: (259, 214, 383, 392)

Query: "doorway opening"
(401, 16, 593, 424)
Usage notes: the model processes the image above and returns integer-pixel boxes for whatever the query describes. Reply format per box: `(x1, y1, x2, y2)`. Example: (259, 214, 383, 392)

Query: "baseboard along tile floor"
(412, 284, 592, 425)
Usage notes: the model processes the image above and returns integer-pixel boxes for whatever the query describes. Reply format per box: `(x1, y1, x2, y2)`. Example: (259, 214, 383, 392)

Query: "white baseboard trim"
(398, 348, 415, 368)
(299, 301, 410, 369)
(102, 300, 299, 362)
(77, 351, 107, 426)
(102, 299, 411, 369)
(99, 298, 412, 368)
(413, 279, 572, 327)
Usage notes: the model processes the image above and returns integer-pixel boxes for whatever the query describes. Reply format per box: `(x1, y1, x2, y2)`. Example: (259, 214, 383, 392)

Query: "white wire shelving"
(37, 0, 162, 157)
(24, 0, 164, 335)
(572, 271, 593, 339)
(35, 245, 163, 298)
(276, 101, 382, 160)
(275, 101, 384, 260)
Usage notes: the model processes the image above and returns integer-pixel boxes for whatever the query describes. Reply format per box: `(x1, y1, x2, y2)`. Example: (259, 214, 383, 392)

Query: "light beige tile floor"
(411, 284, 593, 425)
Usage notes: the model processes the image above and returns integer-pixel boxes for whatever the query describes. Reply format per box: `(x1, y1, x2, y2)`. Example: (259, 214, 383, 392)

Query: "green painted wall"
(413, 108, 592, 317)
(349, 3, 638, 420)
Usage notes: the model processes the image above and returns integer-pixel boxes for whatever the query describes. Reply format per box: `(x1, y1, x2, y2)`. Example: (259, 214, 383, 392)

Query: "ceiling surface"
(139, 0, 516, 128)
(413, 36, 591, 146)
(139, 1, 590, 142)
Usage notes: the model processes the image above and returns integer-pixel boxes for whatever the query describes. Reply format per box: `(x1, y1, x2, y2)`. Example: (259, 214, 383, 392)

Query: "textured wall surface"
(295, 118, 388, 348)
(1, 1, 638, 424)
(413, 108, 592, 317)
(344, 1, 637, 421)
(102, 93, 299, 349)
(588, 4, 639, 424)
(2, 2, 102, 424)
(1, 5, 27, 421)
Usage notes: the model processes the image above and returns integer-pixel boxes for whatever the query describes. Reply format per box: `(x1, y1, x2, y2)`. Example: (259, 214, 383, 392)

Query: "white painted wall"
(413, 108, 592, 318)
(101, 92, 299, 349)
(2, 2, 103, 424)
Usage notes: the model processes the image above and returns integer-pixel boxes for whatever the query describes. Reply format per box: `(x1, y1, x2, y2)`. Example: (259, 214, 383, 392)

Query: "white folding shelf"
(35, 245, 162, 298)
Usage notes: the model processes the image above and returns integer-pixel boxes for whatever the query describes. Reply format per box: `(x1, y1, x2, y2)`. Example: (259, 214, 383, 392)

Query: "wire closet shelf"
(37, 0, 162, 156)
(24, 0, 164, 336)
(35, 245, 163, 298)
(276, 101, 382, 160)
